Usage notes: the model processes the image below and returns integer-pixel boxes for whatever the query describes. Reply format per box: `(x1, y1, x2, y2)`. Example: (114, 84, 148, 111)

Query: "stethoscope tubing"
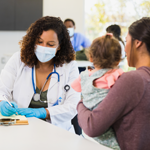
(32, 67, 36, 94)
(32, 64, 70, 105)
(32, 64, 60, 95)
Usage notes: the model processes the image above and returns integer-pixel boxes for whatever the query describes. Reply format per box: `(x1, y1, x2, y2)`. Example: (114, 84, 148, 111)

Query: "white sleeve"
(48, 61, 81, 125)
(0, 52, 21, 100)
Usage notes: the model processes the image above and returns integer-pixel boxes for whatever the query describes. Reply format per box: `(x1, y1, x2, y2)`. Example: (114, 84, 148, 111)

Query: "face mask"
(35, 45, 57, 63)
(67, 28, 74, 37)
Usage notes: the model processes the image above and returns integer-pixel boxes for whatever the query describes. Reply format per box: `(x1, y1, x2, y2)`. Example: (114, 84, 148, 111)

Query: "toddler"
(71, 34, 123, 150)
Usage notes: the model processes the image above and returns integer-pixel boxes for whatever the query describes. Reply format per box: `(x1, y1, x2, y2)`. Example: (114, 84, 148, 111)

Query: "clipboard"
(0, 113, 28, 126)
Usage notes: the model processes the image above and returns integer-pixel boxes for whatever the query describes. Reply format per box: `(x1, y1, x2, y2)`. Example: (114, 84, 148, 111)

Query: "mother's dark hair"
(129, 17, 150, 54)
(20, 16, 75, 67)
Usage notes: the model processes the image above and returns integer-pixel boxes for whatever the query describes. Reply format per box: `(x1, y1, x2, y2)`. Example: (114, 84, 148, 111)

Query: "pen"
(3, 95, 13, 107)
(3, 95, 18, 115)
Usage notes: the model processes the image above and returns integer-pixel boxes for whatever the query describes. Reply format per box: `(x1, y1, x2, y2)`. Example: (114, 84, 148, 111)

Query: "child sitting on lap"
(71, 33, 124, 150)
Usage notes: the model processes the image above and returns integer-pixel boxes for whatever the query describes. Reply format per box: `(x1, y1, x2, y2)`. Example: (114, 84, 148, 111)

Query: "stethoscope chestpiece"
(64, 85, 70, 92)
(33, 93, 40, 101)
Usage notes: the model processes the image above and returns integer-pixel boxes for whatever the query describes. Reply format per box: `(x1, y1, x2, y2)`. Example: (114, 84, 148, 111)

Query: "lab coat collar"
(32, 65, 63, 91)
(55, 65, 63, 76)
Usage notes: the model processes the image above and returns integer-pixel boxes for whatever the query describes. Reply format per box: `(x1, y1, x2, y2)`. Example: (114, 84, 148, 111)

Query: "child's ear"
(116, 61, 120, 67)
(89, 55, 93, 62)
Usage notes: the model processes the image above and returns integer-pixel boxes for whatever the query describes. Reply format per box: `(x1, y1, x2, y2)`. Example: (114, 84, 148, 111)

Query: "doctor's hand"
(0, 101, 18, 116)
(17, 108, 47, 119)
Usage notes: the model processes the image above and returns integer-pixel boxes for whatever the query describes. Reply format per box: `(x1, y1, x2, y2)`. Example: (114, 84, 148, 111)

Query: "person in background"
(106, 24, 126, 70)
(77, 17, 150, 150)
(71, 33, 123, 149)
(0, 16, 80, 133)
(64, 18, 91, 52)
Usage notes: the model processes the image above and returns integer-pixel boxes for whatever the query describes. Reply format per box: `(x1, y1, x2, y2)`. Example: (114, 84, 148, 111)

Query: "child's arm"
(71, 75, 82, 92)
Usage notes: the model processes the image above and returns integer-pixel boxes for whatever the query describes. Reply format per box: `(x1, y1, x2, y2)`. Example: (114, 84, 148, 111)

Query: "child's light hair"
(87, 34, 122, 68)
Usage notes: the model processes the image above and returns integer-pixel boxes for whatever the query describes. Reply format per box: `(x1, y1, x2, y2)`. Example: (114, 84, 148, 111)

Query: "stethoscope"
(32, 64, 70, 105)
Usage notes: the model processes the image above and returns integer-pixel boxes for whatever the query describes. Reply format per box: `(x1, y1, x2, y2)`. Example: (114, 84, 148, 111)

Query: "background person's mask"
(67, 28, 74, 37)
(35, 45, 57, 63)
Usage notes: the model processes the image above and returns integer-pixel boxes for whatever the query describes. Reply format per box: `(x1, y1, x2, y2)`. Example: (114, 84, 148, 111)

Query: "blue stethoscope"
(32, 64, 70, 105)
(32, 64, 60, 104)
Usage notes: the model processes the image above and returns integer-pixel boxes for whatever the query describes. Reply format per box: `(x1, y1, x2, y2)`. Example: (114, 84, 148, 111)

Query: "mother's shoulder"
(119, 68, 147, 84)
(119, 70, 141, 82)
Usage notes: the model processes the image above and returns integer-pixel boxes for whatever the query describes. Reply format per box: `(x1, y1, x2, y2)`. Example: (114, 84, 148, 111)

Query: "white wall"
(0, 31, 26, 71)
(43, 0, 85, 34)
(0, 0, 85, 71)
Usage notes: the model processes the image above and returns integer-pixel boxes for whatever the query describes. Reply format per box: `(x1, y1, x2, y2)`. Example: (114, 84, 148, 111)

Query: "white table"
(0, 117, 112, 150)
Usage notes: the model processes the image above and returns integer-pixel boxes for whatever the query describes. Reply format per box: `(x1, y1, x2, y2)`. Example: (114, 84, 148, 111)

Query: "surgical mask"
(35, 45, 57, 63)
(67, 28, 74, 37)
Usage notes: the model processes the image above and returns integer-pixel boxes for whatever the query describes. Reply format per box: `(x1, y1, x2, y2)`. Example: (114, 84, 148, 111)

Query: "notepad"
(0, 113, 28, 125)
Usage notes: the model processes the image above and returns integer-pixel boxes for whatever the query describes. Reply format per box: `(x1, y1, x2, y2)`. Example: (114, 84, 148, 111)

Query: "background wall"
(43, 0, 85, 34)
(0, 0, 85, 71)
(0, 31, 26, 71)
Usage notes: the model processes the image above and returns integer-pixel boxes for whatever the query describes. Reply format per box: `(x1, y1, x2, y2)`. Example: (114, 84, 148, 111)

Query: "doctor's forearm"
(45, 108, 51, 120)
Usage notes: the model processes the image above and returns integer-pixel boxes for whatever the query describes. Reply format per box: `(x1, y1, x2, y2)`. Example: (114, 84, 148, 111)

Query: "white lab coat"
(0, 52, 81, 132)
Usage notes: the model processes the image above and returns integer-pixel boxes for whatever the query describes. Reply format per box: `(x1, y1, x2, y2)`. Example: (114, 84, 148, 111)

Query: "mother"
(77, 17, 150, 149)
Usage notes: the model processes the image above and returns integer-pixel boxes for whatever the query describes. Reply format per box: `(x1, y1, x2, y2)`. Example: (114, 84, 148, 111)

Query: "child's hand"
(102, 33, 113, 38)
(88, 66, 94, 71)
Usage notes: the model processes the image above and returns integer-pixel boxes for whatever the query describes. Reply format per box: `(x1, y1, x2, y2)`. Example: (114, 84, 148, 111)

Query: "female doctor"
(0, 16, 80, 132)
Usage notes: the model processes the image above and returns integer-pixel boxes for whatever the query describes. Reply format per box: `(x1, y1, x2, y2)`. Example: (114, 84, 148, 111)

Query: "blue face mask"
(35, 45, 57, 63)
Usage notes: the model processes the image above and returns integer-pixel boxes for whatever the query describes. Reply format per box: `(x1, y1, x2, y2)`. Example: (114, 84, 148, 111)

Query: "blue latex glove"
(0, 101, 18, 116)
(17, 108, 47, 119)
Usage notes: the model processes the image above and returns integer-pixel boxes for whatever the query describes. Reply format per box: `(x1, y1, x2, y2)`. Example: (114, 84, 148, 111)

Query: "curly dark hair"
(20, 16, 75, 67)
(89, 35, 121, 68)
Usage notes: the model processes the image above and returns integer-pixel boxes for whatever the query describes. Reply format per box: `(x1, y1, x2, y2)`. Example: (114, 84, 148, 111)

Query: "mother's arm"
(77, 71, 144, 137)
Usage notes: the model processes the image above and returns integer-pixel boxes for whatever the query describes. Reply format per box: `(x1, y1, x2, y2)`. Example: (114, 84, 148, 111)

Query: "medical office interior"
(0, 0, 150, 149)
(0, 0, 85, 71)
(0, 0, 149, 71)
